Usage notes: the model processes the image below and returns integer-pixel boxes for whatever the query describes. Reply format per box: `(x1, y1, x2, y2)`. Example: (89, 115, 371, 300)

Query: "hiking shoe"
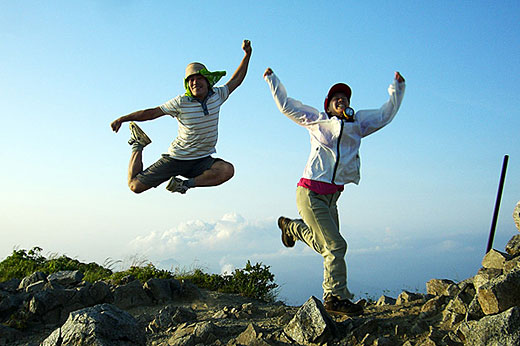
(277, 216, 296, 248)
(166, 177, 189, 194)
(128, 122, 151, 147)
(324, 296, 363, 316)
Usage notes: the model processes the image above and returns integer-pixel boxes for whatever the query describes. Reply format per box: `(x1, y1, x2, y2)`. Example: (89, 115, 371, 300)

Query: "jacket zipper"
(331, 119, 344, 184)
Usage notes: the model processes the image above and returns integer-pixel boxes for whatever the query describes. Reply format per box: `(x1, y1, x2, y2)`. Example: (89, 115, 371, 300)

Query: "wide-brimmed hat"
(183, 62, 226, 97)
(185, 62, 207, 80)
(324, 83, 352, 112)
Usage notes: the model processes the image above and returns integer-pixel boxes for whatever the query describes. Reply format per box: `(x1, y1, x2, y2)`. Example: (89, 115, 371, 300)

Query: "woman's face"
(328, 92, 350, 116)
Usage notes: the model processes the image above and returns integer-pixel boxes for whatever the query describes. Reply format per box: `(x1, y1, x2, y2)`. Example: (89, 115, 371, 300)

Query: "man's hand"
(111, 118, 123, 133)
(395, 71, 405, 83)
(242, 39, 252, 55)
(263, 67, 273, 78)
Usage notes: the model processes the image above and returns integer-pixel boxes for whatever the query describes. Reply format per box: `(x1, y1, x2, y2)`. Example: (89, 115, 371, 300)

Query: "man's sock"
(131, 141, 144, 152)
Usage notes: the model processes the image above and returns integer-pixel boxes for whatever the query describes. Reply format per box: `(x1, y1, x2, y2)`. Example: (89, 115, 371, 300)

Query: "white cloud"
(127, 214, 488, 305)
(128, 212, 284, 274)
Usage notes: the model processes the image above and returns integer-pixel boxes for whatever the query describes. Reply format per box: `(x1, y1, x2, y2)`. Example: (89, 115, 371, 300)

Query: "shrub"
(0, 248, 279, 301)
(110, 263, 175, 284)
(0, 247, 112, 283)
(180, 260, 278, 301)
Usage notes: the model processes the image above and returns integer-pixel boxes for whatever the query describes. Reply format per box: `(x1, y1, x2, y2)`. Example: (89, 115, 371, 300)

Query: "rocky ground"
(1, 234, 520, 345)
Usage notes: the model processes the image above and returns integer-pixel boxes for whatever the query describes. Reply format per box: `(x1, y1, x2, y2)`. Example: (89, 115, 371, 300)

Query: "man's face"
(328, 92, 350, 116)
(187, 74, 209, 99)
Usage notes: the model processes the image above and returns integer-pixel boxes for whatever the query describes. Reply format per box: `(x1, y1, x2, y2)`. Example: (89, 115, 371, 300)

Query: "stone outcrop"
(284, 296, 338, 345)
(1, 230, 520, 345)
(41, 303, 146, 346)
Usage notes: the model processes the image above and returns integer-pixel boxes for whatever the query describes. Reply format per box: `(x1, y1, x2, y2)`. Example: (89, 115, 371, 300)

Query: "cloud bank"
(127, 213, 488, 305)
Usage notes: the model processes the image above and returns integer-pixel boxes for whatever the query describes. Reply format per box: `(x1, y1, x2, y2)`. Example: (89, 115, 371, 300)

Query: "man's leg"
(126, 122, 152, 194)
(192, 160, 234, 187)
(166, 159, 234, 194)
(127, 150, 152, 194)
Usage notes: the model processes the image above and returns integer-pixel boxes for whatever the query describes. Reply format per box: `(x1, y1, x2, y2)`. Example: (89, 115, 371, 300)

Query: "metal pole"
(486, 155, 509, 253)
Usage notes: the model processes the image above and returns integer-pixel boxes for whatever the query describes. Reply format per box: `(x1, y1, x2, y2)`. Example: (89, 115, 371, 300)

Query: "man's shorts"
(136, 154, 221, 188)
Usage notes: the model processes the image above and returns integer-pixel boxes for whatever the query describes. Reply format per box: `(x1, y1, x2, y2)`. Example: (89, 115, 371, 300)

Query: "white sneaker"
(128, 122, 151, 147)
(166, 177, 189, 194)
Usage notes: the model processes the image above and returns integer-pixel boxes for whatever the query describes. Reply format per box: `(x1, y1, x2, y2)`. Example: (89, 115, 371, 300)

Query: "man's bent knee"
(128, 179, 150, 194)
(212, 160, 234, 183)
(221, 162, 235, 181)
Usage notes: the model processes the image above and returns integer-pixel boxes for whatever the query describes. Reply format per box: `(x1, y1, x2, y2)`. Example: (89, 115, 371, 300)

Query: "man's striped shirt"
(159, 85, 229, 160)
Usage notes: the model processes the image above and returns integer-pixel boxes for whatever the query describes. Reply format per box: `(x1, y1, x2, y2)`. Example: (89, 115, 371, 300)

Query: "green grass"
(0, 247, 278, 302)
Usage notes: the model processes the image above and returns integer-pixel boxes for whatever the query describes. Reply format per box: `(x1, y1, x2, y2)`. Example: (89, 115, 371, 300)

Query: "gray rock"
(465, 296, 485, 322)
(284, 296, 338, 345)
(18, 271, 47, 290)
(376, 295, 396, 306)
(0, 291, 26, 320)
(167, 322, 218, 346)
(477, 269, 520, 315)
(180, 280, 203, 300)
(482, 249, 512, 270)
(505, 234, 520, 256)
(78, 281, 113, 306)
(396, 291, 424, 305)
(24, 280, 46, 294)
(41, 303, 145, 346)
(426, 278, 456, 296)
(504, 256, 520, 273)
(0, 278, 21, 292)
(236, 323, 263, 345)
(143, 278, 180, 303)
(148, 305, 197, 332)
(48, 270, 84, 287)
(29, 288, 77, 324)
(421, 296, 447, 316)
(473, 267, 503, 291)
(113, 280, 153, 309)
(442, 297, 468, 328)
(457, 306, 520, 346)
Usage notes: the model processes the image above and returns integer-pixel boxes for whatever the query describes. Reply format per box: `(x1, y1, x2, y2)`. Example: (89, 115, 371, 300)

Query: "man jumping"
(111, 40, 252, 194)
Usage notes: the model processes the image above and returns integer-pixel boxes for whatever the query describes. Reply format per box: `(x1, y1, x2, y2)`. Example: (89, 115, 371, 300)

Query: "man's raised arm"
(225, 40, 252, 95)
(111, 107, 166, 133)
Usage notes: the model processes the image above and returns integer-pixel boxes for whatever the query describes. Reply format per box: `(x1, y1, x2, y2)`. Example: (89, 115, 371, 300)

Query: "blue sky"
(1, 1, 519, 305)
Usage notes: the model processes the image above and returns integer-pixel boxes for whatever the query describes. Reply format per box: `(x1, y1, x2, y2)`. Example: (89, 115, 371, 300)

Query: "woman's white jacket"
(265, 72, 405, 185)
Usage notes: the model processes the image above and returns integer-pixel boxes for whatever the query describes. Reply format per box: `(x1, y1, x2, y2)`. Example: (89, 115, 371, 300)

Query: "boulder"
(235, 323, 270, 345)
(143, 278, 181, 303)
(77, 281, 113, 306)
(47, 270, 84, 287)
(396, 291, 425, 305)
(18, 271, 47, 291)
(505, 234, 520, 256)
(473, 267, 503, 290)
(284, 296, 338, 345)
(482, 249, 512, 269)
(457, 306, 520, 346)
(421, 296, 448, 316)
(504, 256, 520, 273)
(477, 269, 520, 315)
(426, 278, 456, 296)
(41, 303, 145, 346)
(376, 295, 396, 306)
(167, 321, 219, 346)
(0, 278, 21, 293)
(28, 288, 77, 324)
(179, 280, 202, 300)
(113, 280, 153, 309)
